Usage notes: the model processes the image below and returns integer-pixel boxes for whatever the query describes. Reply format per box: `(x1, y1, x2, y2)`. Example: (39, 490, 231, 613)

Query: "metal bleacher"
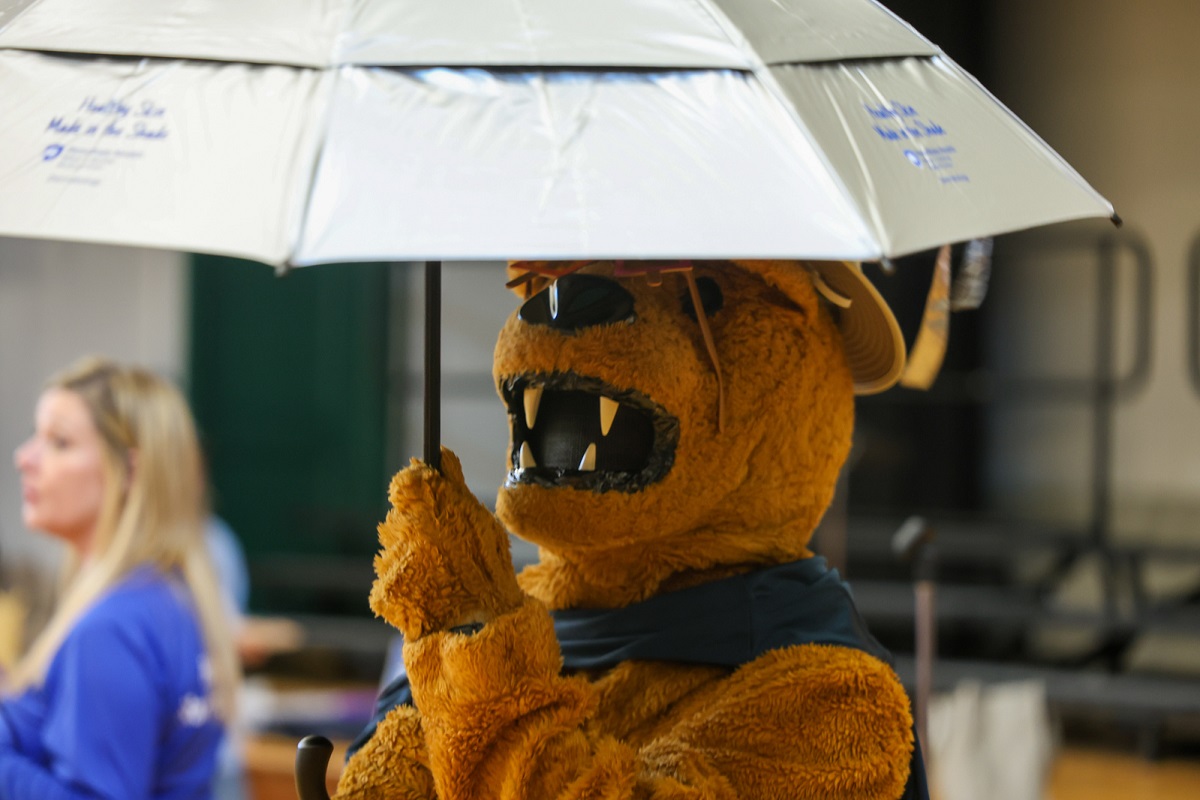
(824, 228, 1200, 757)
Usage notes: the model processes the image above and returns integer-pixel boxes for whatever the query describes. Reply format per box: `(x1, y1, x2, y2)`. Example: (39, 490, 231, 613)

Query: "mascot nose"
(519, 274, 635, 331)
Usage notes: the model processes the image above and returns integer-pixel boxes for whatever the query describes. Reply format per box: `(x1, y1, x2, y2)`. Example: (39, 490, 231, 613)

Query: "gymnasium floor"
(1049, 748, 1200, 800)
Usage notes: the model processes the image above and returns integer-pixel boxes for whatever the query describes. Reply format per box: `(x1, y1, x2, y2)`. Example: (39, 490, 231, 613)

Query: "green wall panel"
(189, 255, 392, 614)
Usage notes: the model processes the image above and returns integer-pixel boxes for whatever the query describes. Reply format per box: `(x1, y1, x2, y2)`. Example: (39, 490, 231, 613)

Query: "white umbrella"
(0, 0, 1119, 516)
(0, 0, 1114, 268)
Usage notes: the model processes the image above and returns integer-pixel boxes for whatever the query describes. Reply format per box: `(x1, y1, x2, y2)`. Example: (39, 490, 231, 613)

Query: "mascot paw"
(370, 447, 524, 640)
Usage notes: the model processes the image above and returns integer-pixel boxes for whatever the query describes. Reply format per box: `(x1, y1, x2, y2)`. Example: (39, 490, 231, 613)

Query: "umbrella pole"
(424, 260, 442, 471)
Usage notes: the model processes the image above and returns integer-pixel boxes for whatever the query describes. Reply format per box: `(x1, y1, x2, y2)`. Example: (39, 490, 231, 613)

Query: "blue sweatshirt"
(0, 566, 224, 799)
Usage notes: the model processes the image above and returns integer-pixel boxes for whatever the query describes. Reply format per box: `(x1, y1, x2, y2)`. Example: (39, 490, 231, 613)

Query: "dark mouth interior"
(502, 374, 677, 492)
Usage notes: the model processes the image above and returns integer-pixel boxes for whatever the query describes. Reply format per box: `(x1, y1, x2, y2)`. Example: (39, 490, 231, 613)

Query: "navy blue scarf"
(349, 557, 928, 800)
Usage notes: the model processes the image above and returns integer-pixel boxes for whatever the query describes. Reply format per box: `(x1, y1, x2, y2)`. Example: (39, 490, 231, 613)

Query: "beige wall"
(985, 0, 1200, 540)
(389, 261, 518, 496)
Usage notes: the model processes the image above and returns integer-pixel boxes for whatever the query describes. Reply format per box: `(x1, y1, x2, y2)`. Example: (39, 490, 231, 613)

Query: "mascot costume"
(334, 258, 927, 800)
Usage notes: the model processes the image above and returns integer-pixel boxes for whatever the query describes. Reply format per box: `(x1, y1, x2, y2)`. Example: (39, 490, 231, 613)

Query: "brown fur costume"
(337, 260, 914, 800)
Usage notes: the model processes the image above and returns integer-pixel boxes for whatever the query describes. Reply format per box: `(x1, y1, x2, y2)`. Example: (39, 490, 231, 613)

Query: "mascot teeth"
(501, 373, 679, 492)
(599, 396, 618, 436)
(519, 441, 537, 468)
(524, 385, 543, 428)
(578, 443, 597, 471)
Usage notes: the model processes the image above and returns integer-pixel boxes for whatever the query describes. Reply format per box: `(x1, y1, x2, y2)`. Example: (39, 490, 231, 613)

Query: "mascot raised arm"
(334, 258, 926, 800)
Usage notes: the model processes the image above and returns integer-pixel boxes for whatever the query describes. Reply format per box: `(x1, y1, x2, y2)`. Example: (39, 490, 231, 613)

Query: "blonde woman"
(7, 357, 239, 799)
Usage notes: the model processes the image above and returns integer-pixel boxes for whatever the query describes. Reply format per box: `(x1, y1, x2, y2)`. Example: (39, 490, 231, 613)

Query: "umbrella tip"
(1110, 212, 1123, 228)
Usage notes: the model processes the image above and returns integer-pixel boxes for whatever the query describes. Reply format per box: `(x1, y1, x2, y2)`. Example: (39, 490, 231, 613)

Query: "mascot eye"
(519, 274, 636, 331)
(681, 277, 724, 321)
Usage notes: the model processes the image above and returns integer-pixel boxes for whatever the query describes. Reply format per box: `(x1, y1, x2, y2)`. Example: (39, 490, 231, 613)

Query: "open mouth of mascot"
(500, 372, 679, 493)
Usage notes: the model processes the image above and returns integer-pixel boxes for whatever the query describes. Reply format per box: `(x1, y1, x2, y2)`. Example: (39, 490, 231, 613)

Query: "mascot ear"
(734, 259, 907, 396)
(505, 262, 542, 301)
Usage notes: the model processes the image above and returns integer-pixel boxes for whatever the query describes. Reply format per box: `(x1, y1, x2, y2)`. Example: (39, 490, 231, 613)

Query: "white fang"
(524, 385, 543, 429)
(599, 396, 619, 437)
(519, 441, 537, 469)
(578, 443, 597, 472)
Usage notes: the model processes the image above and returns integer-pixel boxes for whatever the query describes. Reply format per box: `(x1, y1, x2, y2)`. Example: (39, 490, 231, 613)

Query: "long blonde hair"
(9, 357, 239, 719)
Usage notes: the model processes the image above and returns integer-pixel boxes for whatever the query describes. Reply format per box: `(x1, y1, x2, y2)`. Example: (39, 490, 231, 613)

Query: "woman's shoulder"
(70, 566, 197, 654)
(46, 567, 204, 697)
(90, 565, 189, 617)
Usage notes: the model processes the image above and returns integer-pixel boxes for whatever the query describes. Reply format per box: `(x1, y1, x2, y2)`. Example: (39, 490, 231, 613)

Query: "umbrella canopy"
(0, 0, 1114, 268)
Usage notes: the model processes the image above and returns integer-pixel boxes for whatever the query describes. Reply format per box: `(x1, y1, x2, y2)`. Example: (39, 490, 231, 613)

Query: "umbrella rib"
(691, 0, 882, 259)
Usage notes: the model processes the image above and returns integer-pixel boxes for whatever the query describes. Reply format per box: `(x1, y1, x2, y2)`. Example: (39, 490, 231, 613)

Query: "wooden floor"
(1048, 747, 1200, 800)
(244, 736, 1200, 800)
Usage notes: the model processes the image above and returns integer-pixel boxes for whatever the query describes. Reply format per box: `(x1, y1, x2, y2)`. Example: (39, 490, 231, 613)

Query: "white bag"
(928, 679, 1056, 800)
